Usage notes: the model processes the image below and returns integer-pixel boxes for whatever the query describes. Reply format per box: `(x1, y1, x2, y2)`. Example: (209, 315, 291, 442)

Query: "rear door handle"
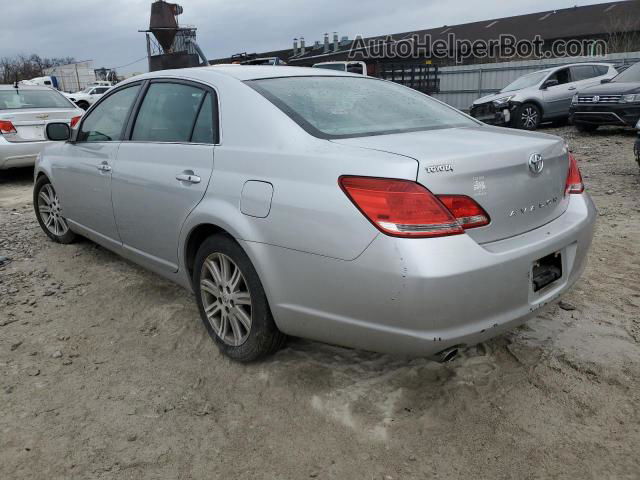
(97, 162, 111, 172)
(176, 173, 201, 184)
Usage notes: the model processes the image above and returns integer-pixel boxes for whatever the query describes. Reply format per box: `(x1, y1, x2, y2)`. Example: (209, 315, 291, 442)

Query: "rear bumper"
(0, 137, 50, 169)
(570, 104, 640, 127)
(245, 193, 596, 356)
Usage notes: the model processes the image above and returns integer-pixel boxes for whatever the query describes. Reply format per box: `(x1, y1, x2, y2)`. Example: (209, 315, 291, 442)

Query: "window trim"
(74, 82, 144, 143)
(124, 78, 220, 145)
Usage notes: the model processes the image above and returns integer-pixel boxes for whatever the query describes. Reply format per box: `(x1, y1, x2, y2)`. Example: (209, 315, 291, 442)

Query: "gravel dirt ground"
(1, 126, 639, 480)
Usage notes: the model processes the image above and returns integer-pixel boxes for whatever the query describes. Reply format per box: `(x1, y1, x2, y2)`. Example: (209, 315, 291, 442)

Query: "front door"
(542, 67, 575, 117)
(111, 81, 217, 273)
(52, 84, 142, 243)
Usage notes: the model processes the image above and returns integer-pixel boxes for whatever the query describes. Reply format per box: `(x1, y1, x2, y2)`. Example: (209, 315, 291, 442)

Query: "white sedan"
(0, 84, 83, 170)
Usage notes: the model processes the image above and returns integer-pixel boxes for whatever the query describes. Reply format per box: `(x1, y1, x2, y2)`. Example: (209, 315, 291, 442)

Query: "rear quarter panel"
(179, 75, 420, 261)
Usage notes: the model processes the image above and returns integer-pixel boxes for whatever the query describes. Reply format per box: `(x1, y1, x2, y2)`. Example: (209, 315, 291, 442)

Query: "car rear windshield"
(0, 89, 74, 110)
(248, 76, 477, 139)
(612, 62, 640, 83)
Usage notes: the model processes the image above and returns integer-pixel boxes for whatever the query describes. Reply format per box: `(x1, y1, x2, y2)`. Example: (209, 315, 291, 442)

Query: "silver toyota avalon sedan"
(34, 66, 596, 362)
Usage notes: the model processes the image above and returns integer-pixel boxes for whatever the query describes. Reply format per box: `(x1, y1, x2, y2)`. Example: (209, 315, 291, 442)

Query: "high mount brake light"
(0, 120, 17, 134)
(565, 153, 584, 194)
(339, 176, 489, 238)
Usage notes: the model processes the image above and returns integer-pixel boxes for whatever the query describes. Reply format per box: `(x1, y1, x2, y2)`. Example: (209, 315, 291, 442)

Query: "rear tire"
(33, 176, 77, 244)
(514, 103, 541, 130)
(193, 234, 286, 362)
(575, 123, 599, 133)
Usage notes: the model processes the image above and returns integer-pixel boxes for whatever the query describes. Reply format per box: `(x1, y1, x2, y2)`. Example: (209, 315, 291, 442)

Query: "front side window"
(0, 89, 74, 110)
(547, 68, 571, 85)
(249, 76, 477, 139)
(132, 82, 206, 142)
(77, 84, 140, 142)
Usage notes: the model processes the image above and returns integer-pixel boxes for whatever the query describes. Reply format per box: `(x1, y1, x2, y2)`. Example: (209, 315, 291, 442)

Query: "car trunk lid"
(332, 126, 570, 244)
(0, 109, 77, 142)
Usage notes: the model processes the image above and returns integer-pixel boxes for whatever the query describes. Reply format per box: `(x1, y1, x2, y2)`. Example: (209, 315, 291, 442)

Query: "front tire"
(193, 234, 286, 362)
(33, 176, 77, 244)
(514, 103, 541, 130)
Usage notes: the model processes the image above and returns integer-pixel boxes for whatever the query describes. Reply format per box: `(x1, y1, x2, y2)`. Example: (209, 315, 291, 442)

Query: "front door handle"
(568, 86, 577, 90)
(176, 172, 201, 184)
(97, 162, 111, 172)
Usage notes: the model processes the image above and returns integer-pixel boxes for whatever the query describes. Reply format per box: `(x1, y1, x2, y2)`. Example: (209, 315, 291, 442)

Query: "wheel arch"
(520, 99, 545, 118)
(184, 223, 235, 282)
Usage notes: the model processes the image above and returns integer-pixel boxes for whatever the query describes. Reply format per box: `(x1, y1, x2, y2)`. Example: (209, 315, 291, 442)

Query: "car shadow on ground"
(0, 166, 33, 185)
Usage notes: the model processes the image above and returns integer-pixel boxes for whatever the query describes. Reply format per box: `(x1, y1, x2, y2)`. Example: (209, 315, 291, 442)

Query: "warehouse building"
(210, 1, 640, 67)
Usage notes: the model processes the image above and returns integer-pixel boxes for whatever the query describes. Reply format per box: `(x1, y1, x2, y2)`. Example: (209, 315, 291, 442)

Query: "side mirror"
(541, 79, 559, 89)
(45, 122, 71, 141)
(601, 78, 611, 84)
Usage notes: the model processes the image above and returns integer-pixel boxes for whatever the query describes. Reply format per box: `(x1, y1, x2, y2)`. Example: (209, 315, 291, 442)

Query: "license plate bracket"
(532, 251, 562, 292)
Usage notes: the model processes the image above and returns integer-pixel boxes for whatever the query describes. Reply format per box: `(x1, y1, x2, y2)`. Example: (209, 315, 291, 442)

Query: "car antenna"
(13, 74, 19, 93)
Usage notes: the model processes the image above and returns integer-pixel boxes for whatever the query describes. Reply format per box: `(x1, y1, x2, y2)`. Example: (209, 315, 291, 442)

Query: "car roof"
(125, 65, 360, 84)
(0, 84, 58, 91)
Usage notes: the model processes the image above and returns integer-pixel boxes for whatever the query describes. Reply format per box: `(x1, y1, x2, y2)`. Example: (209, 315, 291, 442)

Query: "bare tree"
(604, 16, 640, 54)
(0, 54, 76, 83)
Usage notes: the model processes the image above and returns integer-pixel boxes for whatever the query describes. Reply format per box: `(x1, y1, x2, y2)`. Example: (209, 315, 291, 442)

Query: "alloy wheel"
(200, 253, 252, 346)
(37, 184, 69, 237)
(521, 107, 539, 129)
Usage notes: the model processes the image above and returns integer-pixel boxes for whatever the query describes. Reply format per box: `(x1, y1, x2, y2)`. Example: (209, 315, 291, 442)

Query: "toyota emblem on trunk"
(528, 153, 544, 174)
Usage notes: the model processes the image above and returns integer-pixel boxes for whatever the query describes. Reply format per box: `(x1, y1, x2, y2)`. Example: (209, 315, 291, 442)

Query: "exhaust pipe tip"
(431, 347, 459, 363)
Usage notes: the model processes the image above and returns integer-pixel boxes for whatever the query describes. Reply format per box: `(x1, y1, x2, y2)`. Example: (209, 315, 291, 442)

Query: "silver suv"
(470, 63, 617, 130)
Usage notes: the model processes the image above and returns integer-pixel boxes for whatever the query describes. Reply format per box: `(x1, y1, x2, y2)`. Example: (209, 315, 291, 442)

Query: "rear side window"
(191, 93, 215, 143)
(77, 84, 140, 142)
(595, 65, 610, 75)
(132, 83, 205, 143)
(571, 65, 598, 81)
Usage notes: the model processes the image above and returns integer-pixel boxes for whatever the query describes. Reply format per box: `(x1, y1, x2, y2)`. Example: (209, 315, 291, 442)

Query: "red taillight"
(70, 115, 81, 128)
(565, 153, 584, 194)
(0, 120, 17, 134)
(339, 176, 464, 238)
(437, 195, 490, 229)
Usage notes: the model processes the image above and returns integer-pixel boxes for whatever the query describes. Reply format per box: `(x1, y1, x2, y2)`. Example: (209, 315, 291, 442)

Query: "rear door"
(52, 84, 142, 243)
(570, 64, 605, 91)
(111, 80, 217, 273)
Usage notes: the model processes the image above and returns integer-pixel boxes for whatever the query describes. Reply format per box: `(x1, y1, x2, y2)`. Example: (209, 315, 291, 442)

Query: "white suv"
(65, 86, 111, 110)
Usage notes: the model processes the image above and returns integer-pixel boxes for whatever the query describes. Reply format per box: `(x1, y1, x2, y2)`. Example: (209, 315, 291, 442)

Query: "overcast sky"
(2, 0, 611, 73)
